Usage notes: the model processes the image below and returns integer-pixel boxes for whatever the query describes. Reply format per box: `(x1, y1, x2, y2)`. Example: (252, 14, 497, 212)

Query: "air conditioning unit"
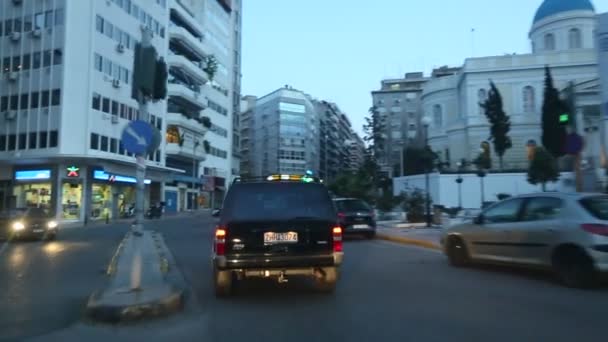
(116, 44, 125, 53)
(4, 110, 17, 121)
(8, 72, 19, 82)
(10, 32, 21, 42)
(31, 29, 42, 38)
(112, 79, 121, 88)
(111, 115, 119, 124)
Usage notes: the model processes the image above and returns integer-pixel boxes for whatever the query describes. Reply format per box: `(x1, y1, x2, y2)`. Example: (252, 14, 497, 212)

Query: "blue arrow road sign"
(121, 120, 154, 154)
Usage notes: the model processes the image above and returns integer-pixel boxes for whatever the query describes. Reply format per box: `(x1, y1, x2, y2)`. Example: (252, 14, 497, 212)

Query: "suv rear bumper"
(215, 252, 343, 270)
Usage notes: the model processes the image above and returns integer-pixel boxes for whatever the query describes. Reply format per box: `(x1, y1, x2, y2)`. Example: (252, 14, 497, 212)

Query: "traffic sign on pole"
(121, 120, 154, 155)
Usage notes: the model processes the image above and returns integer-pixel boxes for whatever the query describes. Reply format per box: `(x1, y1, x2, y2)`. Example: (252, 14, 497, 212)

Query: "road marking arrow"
(125, 126, 147, 146)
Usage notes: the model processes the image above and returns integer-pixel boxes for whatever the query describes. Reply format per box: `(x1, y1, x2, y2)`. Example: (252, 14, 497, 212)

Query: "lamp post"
(456, 160, 464, 209)
(476, 148, 487, 208)
(192, 139, 200, 211)
(421, 116, 432, 228)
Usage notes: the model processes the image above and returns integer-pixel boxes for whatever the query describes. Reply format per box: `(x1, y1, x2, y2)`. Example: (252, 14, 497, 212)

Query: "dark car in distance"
(212, 174, 343, 296)
(333, 198, 377, 239)
(0, 207, 58, 241)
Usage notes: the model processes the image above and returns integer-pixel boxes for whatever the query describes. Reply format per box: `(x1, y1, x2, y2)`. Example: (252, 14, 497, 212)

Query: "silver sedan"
(441, 192, 608, 288)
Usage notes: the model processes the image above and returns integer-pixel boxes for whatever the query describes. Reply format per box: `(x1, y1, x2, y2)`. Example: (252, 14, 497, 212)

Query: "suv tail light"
(581, 224, 608, 236)
(332, 226, 343, 252)
(215, 227, 227, 255)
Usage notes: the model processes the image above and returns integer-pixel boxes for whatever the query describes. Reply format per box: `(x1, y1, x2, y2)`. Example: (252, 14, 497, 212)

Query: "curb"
(85, 287, 184, 324)
(375, 233, 441, 250)
(85, 231, 185, 323)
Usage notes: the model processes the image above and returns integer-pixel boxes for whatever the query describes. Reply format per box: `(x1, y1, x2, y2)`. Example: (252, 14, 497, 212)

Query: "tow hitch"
(278, 271, 288, 283)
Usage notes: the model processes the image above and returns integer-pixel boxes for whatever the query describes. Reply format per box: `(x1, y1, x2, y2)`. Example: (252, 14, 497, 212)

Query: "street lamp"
(476, 147, 487, 208)
(455, 160, 465, 209)
(192, 139, 200, 211)
(421, 116, 432, 228)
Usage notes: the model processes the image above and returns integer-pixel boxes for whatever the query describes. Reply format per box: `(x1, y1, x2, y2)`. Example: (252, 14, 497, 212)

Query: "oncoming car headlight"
(47, 221, 58, 229)
(12, 222, 25, 231)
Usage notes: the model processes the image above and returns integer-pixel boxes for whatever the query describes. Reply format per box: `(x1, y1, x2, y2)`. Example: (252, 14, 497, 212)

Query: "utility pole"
(192, 140, 200, 211)
(133, 27, 154, 236)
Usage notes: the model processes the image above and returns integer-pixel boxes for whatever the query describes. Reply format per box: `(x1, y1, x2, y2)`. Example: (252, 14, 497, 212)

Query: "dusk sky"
(241, 0, 608, 137)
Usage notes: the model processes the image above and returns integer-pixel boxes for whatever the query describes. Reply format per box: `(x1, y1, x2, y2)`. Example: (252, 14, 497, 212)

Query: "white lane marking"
(373, 239, 442, 253)
(0, 241, 9, 257)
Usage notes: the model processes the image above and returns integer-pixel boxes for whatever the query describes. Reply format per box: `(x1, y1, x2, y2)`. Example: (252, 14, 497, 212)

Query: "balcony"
(169, 24, 208, 60)
(166, 112, 207, 136)
(165, 141, 206, 161)
(168, 54, 208, 85)
(168, 83, 207, 110)
(169, 0, 204, 37)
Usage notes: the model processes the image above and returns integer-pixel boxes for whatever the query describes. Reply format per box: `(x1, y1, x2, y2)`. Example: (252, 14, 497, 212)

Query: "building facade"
(0, 0, 240, 219)
(315, 100, 359, 183)
(371, 72, 429, 177)
(240, 87, 365, 180)
(423, 0, 602, 180)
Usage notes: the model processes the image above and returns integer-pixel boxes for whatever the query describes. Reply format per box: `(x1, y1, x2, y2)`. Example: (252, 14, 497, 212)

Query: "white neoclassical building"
(424, 0, 602, 171)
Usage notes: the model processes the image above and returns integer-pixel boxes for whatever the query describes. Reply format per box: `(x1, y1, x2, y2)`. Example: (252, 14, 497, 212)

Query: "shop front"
(90, 170, 150, 220)
(12, 169, 55, 211)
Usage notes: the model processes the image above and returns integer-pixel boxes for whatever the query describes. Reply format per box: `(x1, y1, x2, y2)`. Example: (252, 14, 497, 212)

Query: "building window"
(433, 104, 443, 128)
(100, 136, 108, 151)
(29, 132, 37, 149)
(544, 33, 555, 51)
(39, 132, 47, 148)
(478, 89, 487, 115)
(92, 93, 101, 110)
(166, 126, 180, 144)
(569, 28, 582, 49)
(523, 86, 535, 113)
(49, 131, 58, 148)
(102, 97, 110, 113)
(90, 133, 99, 150)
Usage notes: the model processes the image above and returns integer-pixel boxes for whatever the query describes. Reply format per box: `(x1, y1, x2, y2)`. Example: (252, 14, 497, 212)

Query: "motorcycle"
(146, 204, 163, 219)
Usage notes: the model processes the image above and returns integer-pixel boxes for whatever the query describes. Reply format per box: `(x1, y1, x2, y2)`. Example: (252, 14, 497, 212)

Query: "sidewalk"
(60, 209, 211, 229)
(375, 225, 443, 250)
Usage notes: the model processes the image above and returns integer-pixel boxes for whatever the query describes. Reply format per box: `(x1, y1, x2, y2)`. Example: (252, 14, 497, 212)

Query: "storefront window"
(62, 183, 82, 220)
(91, 184, 112, 220)
(13, 183, 52, 210)
(166, 125, 180, 144)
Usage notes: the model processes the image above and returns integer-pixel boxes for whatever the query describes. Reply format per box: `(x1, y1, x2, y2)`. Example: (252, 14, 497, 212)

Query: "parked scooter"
(121, 204, 135, 218)
(146, 203, 163, 219)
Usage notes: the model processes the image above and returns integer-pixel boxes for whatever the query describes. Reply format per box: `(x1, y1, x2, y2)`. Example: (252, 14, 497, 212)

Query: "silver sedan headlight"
(12, 222, 25, 231)
(47, 221, 58, 229)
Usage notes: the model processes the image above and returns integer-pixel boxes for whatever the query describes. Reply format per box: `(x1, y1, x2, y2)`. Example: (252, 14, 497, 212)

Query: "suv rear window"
(222, 182, 336, 221)
(334, 199, 371, 212)
(580, 195, 608, 220)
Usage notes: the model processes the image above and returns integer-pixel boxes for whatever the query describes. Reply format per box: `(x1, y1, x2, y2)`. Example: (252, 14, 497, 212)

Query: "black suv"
(333, 198, 376, 239)
(212, 175, 343, 296)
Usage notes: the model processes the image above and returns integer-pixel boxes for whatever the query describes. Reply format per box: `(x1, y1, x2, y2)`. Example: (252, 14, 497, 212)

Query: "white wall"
(394, 172, 576, 209)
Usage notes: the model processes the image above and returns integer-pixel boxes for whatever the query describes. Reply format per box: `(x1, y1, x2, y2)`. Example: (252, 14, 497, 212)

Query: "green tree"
(480, 81, 512, 170)
(527, 146, 560, 191)
(402, 146, 438, 175)
(541, 66, 567, 158)
(400, 190, 429, 223)
(363, 106, 385, 159)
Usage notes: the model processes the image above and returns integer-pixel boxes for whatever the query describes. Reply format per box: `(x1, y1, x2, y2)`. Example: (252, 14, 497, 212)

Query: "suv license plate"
(353, 224, 369, 229)
(264, 232, 298, 244)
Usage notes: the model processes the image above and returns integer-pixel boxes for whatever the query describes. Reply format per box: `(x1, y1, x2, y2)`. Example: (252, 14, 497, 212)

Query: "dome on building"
(533, 0, 595, 24)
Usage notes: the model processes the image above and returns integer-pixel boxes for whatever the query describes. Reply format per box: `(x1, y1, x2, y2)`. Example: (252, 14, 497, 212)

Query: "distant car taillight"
(215, 227, 227, 255)
(332, 226, 343, 252)
(581, 224, 608, 237)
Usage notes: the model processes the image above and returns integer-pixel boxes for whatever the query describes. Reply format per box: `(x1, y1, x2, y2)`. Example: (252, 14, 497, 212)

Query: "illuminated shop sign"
(15, 170, 52, 180)
(93, 170, 151, 184)
(67, 166, 80, 177)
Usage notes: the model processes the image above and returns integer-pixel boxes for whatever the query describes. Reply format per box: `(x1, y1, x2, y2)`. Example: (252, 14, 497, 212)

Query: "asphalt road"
(0, 222, 130, 341)
(3, 215, 608, 341)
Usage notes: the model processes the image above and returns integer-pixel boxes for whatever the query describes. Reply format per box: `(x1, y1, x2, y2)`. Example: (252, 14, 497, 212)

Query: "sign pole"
(133, 27, 153, 236)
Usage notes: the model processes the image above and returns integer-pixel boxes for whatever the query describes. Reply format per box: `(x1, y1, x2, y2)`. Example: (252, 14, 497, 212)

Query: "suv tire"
(446, 236, 469, 267)
(553, 246, 597, 289)
(314, 267, 338, 293)
(214, 269, 233, 297)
